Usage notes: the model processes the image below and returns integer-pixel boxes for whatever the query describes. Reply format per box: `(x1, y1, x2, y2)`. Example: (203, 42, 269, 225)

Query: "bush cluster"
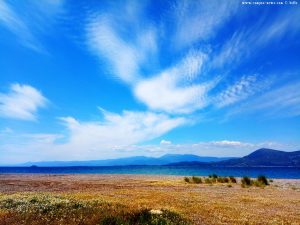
(184, 174, 271, 188)
(184, 175, 237, 185)
(241, 175, 270, 188)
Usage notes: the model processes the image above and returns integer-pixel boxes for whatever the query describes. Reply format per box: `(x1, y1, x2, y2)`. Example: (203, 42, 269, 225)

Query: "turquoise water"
(0, 166, 299, 179)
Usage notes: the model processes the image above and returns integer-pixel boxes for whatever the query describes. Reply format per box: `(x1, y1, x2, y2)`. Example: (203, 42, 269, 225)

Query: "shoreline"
(1, 172, 300, 180)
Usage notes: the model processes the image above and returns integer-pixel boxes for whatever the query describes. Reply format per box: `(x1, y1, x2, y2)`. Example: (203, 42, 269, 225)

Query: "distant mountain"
(217, 148, 300, 167)
(17, 154, 234, 167)
(170, 149, 300, 167)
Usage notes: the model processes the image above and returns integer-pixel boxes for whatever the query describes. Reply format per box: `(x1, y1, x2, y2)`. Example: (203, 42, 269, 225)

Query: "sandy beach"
(0, 174, 299, 224)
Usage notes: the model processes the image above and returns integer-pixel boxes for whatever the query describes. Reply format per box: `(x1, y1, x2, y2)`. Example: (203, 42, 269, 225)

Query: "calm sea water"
(0, 166, 299, 179)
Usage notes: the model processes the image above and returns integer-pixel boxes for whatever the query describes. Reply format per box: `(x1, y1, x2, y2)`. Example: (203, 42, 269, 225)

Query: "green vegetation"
(241, 175, 270, 188)
(229, 176, 237, 183)
(241, 176, 252, 187)
(101, 209, 188, 225)
(0, 193, 189, 225)
(185, 174, 272, 188)
(184, 177, 190, 183)
(191, 176, 202, 184)
(184, 175, 237, 185)
(208, 174, 218, 179)
(257, 175, 269, 186)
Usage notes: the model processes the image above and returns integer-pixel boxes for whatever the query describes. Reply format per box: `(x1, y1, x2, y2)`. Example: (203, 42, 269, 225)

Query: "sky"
(0, 0, 300, 164)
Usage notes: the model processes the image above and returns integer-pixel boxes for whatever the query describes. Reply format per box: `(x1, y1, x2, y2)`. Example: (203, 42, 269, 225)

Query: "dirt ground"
(0, 174, 299, 225)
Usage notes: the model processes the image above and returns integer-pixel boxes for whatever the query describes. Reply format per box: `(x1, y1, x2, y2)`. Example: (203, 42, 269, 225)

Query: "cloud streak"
(0, 84, 47, 121)
(0, 0, 64, 51)
(0, 108, 188, 163)
(226, 80, 300, 119)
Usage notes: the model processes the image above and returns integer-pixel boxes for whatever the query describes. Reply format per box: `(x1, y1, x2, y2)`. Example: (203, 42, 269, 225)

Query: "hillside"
(170, 148, 300, 167)
(217, 148, 300, 167)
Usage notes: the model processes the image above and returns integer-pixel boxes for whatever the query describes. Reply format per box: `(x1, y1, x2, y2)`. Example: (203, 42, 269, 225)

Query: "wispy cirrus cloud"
(0, 0, 64, 51)
(212, 8, 300, 70)
(87, 17, 141, 83)
(0, 84, 48, 121)
(172, 0, 238, 48)
(214, 75, 273, 108)
(86, 1, 220, 115)
(0, 0, 38, 50)
(226, 80, 300, 119)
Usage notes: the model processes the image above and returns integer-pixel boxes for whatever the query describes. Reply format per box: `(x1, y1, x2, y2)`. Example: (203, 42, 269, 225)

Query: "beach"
(0, 174, 299, 224)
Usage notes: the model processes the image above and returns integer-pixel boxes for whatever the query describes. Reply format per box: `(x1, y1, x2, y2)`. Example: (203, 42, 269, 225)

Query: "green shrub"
(192, 176, 202, 184)
(241, 176, 252, 187)
(204, 178, 212, 184)
(100, 209, 190, 225)
(210, 174, 218, 179)
(253, 180, 265, 188)
(216, 177, 223, 183)
(257, 175, 269, 186)
(229, 176, 237, 183)
(184, 177, 190, 183)
(217, 177, 225, 183)
(223, 177, 229, 183)
(269, 179, 273, 183)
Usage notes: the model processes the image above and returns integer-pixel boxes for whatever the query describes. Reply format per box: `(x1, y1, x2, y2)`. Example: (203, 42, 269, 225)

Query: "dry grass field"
(0, 174, 299, 225)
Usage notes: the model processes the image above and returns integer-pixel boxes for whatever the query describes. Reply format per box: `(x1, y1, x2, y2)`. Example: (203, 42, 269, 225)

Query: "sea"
(0, 166, 299, 179)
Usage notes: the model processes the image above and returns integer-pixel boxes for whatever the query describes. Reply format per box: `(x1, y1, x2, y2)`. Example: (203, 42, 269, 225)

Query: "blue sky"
(0, 0, 300, 164)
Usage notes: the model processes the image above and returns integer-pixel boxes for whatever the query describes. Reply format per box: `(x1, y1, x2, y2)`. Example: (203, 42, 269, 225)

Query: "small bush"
(269, 179, 273, 183)
(216, 177, 223, 183)
(229, 176, 237, 183)
(227, 184, 232, 188)
(224, 177, 230, 183)
(192, 176, 202, 184)
(241, 176, 252, 187)
(257, 175, 269, 186)
(204, 178, 212, 184)
(184, 177, 190, 183)
(253, 180, 265, 188)
(100, 209, 190, 225)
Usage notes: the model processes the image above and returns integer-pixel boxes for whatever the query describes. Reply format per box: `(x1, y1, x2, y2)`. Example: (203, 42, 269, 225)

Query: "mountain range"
(171, 148, 300, 167)
(17, 154, 233, 167)
(13, 148, 300, 167)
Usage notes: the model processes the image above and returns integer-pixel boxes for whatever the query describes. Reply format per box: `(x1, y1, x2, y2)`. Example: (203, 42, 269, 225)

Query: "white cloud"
(160, 140, 171, 145)
(226, 80, 300, 118)
(106, 140, 298, 158)
(0, 83, 47, 121)
(209, 140, 251, 148)
(2, 133, 297, 164)
(59, 109, 187, 150)
(212, 8, 300, 70)
(214, 75, 272, 108)
(0, 0, 38, 50)
(86, 17, 141, 83)
(86, 1, 157, 84)
(0, 108, 188, 163)
(172, 0, 238, 48)
(0, 0, 64, 51)
(134, 52, 217, 114)
(255, 9, 300, 47)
